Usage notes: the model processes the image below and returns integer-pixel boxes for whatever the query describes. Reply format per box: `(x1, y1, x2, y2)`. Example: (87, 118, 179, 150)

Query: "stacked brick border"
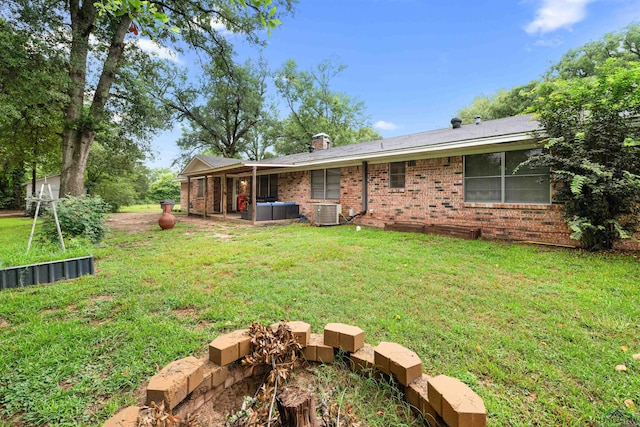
(103, 322, 486, 427)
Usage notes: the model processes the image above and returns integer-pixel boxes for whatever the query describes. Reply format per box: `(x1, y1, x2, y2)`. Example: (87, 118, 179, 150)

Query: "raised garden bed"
(385, 222, 481, 240)
(0, 255, 94, 290)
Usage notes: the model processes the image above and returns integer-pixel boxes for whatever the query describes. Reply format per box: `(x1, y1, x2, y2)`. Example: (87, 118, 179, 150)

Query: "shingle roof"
(180, 114, 542, 176)
(195, 155, 243, 168)
(257, 114, 541, 165)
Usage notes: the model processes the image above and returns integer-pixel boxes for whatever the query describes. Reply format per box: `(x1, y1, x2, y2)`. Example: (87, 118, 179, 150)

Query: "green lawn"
(0, 217, 92, 269)
(0, 216, 638, 426)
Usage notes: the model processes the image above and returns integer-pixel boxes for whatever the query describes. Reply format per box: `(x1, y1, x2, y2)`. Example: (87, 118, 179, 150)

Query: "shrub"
(529, 61, 640, 250)
(146, 172, 180, 203)
(40, 195, 110, 244)
(94, 178, 138, 212)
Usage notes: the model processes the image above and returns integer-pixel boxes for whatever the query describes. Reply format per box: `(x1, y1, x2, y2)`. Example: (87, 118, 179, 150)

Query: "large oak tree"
(6, 0, 293, 196)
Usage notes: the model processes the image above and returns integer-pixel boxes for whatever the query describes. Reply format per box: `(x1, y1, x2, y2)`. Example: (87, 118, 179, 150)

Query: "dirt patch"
(0, 210, 24, 218)
(194, 375, 266, 425)
(173, 308, 198, 319)
(0, 320, 10, 328)
(91, 295, 114, 302)
(106, 213, 247, 236)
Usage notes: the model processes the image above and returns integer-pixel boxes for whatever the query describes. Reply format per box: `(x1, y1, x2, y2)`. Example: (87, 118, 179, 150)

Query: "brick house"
(178, 114, 609, 247)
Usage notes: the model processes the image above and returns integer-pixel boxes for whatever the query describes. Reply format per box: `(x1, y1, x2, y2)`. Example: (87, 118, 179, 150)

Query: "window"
(311, 168, 340, 199)
(389, 162, 405, 189)
(464, 149, 550, 203)
(196, 178, 204, 197)
(257, 174, 278, 198)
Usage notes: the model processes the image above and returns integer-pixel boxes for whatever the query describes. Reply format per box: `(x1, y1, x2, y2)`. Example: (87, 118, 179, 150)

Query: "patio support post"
(252, 166, 257, 225)
(203, 175, 208, 218)
(222, 173, 227, 220)
(187, 177, 191, 216)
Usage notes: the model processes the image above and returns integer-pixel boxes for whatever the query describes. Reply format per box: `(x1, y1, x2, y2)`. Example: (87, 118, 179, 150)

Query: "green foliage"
(0, 19, 66, 208)
(549, 22, 640, 79)
(146, 171, 180, 202)
(274, 58, 382, 154)
(529, 61, 640, 250)
(40, 195, 110, 244)
(0, 217, 93, 268)
(93, 179, 138, 212)
(0, 167, 25, 210)
(457, 81, 538, 124)
(173, 55, 271, 159)
(86, 137, 150, 210)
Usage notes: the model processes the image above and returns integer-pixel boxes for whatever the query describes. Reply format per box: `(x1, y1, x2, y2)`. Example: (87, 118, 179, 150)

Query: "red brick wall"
(277, 159, 575, 245)
(181, 160, 639, 249)
(277, 166, 364, 219)
(185, 177, 217, 214)
(357, 157, 575, 245)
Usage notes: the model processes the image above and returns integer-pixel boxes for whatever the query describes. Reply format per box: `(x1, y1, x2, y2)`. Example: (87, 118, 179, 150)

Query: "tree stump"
(276, 386, 318, 427)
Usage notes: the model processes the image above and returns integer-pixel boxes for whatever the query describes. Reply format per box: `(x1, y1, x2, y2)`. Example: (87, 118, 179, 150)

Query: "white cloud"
(133, 39, 180, 63)
(525, 0, 595, 35)
(533, 38, 564, 47)
(374, 120, 398, 131)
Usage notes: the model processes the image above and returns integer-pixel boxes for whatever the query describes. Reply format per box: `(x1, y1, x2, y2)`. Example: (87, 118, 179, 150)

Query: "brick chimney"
(311, 133, 331, 151)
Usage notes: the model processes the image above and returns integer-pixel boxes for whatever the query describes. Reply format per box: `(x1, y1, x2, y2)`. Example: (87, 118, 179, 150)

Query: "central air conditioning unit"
(313, 203, 341, 226)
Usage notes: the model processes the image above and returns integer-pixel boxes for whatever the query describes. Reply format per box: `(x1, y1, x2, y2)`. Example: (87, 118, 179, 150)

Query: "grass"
(0, 216, 638, 426)
(0, 217, 93, 269)
(304, 355, 424, 426)
(119, 203, 182, 213)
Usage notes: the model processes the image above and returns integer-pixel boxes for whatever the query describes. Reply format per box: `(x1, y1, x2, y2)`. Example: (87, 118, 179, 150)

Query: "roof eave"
(291, 132, 538, 168)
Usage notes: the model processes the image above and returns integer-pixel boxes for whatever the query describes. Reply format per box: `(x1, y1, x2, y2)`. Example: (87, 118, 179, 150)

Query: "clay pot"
(159, 204, 176, 230)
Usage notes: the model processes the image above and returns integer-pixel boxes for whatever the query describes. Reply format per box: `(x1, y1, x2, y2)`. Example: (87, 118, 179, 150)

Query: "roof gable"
(180, 155, 243, 175)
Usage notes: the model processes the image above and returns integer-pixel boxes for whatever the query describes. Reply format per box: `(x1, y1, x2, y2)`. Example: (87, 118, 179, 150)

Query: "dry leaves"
(235, 321, 303, 426)
(615, 364, 628, 372)
(137, 401, 198, 427)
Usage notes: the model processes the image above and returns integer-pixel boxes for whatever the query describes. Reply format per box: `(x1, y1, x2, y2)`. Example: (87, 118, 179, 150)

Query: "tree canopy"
(170, 55, 271, 160)
(4, 0, 295, 196)
(274, 58, 381, 155)
(0, 18, 66, 208)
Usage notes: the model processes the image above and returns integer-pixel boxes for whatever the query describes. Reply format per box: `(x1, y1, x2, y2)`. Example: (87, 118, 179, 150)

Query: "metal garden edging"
(0, 256, 94, 290)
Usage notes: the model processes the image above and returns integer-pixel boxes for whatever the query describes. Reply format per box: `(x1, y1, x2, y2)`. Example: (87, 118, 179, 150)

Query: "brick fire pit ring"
(103, 321, 486, 427)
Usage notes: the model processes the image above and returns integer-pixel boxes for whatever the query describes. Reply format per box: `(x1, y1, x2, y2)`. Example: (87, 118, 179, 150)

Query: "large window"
(464, 149, 550, 203)
(257, 174, 278, 198)
(311, 168, 340, 199)
(389, 162, 405, 189)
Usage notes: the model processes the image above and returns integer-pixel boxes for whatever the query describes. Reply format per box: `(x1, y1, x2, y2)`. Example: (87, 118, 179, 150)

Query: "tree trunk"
(276, 387, 317, 427)
(61, 129, 94, 196)
(60, 6, 130, 196)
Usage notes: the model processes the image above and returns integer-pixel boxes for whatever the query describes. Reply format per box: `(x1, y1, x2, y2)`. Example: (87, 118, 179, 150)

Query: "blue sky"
(145, 0, 640, 170)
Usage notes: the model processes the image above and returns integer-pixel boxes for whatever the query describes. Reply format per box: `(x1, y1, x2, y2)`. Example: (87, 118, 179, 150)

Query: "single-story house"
(22, 174, 61, 211)
(177, 114, 635, 248)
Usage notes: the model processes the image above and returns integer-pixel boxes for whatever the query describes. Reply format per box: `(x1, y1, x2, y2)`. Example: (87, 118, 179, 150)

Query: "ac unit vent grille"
(313, 203, 341, 225)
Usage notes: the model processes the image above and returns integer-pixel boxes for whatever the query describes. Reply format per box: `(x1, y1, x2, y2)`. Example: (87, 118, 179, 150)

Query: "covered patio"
(178, 155, 298, 225)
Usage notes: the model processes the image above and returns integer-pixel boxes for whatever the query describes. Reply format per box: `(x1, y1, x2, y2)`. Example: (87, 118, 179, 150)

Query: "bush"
(40, 195, 110, 244)
(94, 178, 138, 212)
(146, 172, 180, 203)
(530, 61, 640, 250)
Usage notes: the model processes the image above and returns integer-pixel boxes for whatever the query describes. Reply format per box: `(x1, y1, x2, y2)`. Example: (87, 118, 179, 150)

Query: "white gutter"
(243, 162, 296, 168)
